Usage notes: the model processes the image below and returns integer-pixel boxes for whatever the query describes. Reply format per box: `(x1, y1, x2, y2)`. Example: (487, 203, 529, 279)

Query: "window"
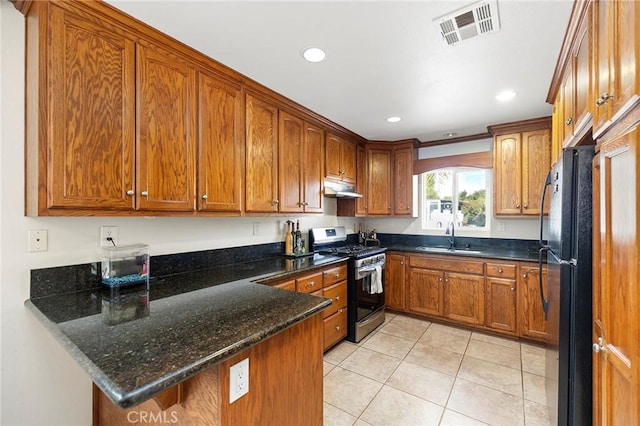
(422, 168, 490, 231)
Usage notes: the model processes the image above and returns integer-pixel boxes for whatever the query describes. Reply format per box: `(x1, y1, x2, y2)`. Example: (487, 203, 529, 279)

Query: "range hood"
(323, 179, 363, 199)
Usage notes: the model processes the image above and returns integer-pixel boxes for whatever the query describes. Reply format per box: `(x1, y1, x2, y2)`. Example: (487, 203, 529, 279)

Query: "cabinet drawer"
(485, 262, 517, 279)
(324, 308, 347, 349)
(272, 279, 295, 291)
(409, 255, 484, 275)
(296, 272, 323, 294)
(323, 281, 347, 317)
(323, 264, 347, 287)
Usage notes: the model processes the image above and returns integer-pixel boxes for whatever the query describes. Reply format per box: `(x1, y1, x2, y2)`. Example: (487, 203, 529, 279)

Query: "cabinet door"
(521, 129, 551, 216)
(592, 0, 612, 135)
(393, 146, 413, 216)
(485, 277, 517, 334)
(341, 139, 357, 184)
(608, 1, 640, 126)
(572, 3, 592, 136)
(494, 133, 523, 215)
(197, 71, 244, 212)
(302, 123, 324, 213)
(385, 254, 406, 310)
(245, 95, 279, 212)
(518, 264, 547, 341)
(560, 61, 575, 145)
(137, 43, 196, 211)
(407, 268, 443, 316)
(278, 111, 303, 213)
(356, 145, 368, 216)
(48, 4, 135, 210)
(596, 128, 639, 424)
(444, 272, 484, 325)
(273, 279, 296, 292)
(367, 148, 392, 215)
(325, 133, 342, 181)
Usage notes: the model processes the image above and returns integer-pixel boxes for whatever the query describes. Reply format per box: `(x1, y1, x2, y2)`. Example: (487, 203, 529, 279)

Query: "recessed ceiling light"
(302, 47, 326, 63)
(386, 116, 401, 123)
(496, 90, 517, 102)
(443, 132, 457, 138)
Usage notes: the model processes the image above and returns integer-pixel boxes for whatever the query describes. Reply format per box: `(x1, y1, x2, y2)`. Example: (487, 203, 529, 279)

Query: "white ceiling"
(107, 0, 573, 142)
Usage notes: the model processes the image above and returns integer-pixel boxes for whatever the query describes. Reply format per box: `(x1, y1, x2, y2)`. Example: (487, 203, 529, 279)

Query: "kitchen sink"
(415, 246, 484, 255)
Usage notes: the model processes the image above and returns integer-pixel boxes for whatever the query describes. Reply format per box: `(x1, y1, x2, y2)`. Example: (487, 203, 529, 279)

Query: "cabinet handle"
(202, 194, 208, 200)
(511, 287, 515, 292)
(445, 278, 449, 283)
(338, 308, 344, 313)
(335, 296, 340, 301)
(565, 117, 573, 126)
(523, 273, 528, 278)
(524, 203, 528, 209)
(309, 281, 315, 287)
(336, 326, 341, 331)
(596, 93, 613, 107)
(592, 337, 606, 353)
(400, 262, 404, 265)
(126, 190, 134, 196)
(439, 277, 443, 282)
(516, 203, 521, 209)
(334, 273, 340, 278)
(141, 191, 148, 197)
(273, 199, 279, 204)
(498, 269, 503, 273)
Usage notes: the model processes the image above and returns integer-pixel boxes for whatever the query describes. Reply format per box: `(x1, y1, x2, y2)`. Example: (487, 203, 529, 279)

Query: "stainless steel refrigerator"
(539, 146, 594, 425)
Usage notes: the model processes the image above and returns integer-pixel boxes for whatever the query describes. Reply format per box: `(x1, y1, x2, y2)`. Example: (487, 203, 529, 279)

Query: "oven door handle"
(357, 263, 385, 274)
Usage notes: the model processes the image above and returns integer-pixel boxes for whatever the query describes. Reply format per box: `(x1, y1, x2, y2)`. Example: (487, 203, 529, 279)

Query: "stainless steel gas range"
(309, 226, 386, 343)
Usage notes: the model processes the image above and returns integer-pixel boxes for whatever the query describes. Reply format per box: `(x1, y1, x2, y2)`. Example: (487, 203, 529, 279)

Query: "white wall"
(0, 5, 345, 424)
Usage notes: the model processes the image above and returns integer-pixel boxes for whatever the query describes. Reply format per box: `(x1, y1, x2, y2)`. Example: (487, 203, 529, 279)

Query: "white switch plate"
(100, 226, 118, 247)
(252, 222, 260, 236)
(28, 230, 48, 252)
(229, 358, 249, 403)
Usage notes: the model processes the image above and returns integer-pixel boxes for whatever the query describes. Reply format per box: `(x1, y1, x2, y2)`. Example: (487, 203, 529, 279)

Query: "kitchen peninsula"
(27, 250, 345, 425)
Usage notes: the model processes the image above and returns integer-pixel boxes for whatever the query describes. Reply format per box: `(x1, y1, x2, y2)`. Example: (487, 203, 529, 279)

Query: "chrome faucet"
(445, 220, 455, 250)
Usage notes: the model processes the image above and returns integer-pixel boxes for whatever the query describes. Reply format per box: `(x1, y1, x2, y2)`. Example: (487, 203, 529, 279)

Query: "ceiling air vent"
(434, 0, 500, 46)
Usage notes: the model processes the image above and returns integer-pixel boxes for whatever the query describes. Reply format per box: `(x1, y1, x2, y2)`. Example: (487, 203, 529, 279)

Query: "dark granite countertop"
(26, 253, 346, 408)
(385, 244, 543, 262)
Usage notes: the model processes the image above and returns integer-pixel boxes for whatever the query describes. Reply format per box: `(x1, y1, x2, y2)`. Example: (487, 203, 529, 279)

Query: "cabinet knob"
(523, 273, 528, 278)
(593, 337, 606, 353)
(273, 199, 279, 204)
(439, 277, 443, 282)
(335, 296, 340, 301)
(309, 281, 315, 287)
(498, 269, 503, 273)
(516, 203, 521, 209)
(126, 190, 134, 196)
(565, 117, 573, 126)
(334, 273, 340, 278)
(141, 191, 148, 197)
(511, 287, 515, 292)
(202, 194, 208, 200)
(523, 203, 528, 209)
(445, 278, 449, 283)
(336, 326, 341, 331)
(596, 92, 613, 107)
(400, 262, 404, 265)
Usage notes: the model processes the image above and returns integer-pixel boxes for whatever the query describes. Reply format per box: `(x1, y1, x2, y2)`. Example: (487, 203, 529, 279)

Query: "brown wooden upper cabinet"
(245, 94, 279, 213)
(366, 147, 393, 215)
(493, 126, 551, 216)
(393, 144, 414, 216)
(246, 97, 324, 214)
(137, 42, 197, 212)
(26, 1, 138, 215)
(278, 111, 324, 213)
(325, 133, 356, 184)
(592, 0, 640, 139)
(197, 71, 245, 213)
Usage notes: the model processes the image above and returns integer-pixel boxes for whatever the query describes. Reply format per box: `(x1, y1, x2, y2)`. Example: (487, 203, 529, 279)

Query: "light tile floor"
(323, 313, 553, 426)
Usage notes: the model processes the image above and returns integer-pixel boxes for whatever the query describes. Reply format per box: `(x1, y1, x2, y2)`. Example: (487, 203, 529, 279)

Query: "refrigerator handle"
(539, 171, 552, 247)
(539, 247, 549, 321)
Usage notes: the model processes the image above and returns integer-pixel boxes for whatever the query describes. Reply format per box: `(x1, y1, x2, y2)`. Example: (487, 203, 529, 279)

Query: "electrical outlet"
(229, 358, 249, 403)
(252, 222, 260, 236)
(100, 226, 118, 247)
(28, 230, 48, 252)
(498, 221, 506, 232)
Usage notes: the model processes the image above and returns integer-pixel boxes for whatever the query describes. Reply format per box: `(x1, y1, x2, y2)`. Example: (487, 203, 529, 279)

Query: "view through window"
(422, 168, 489, 231)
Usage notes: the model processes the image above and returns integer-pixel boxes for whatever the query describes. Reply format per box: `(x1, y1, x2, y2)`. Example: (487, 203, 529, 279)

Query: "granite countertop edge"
(384, 244, 544, 262)
(25, 255, 344, 408)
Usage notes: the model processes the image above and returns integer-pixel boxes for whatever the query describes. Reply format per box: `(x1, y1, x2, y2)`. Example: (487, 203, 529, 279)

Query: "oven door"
(353, 264, 385, 323)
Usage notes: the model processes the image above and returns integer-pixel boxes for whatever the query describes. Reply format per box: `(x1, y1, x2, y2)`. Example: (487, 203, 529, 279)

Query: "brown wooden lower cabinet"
(391, 252, 548, 341)
(94, 313, 324, 425)
(265, 262, 348, 351)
